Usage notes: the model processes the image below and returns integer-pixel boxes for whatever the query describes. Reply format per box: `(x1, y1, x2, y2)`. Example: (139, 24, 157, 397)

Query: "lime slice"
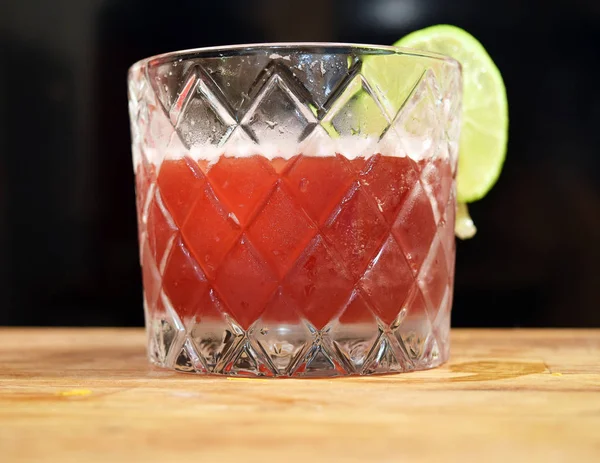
(455, 202, 477, 240)
(394, 25, 508, 203)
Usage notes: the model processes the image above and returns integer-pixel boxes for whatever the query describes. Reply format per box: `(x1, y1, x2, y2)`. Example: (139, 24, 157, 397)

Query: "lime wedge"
(394, 25, 508, 203)
(455, 202, 477, 239)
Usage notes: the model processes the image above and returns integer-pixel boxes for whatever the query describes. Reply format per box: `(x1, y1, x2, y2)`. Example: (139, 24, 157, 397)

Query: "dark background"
(1, 0, 599, 327)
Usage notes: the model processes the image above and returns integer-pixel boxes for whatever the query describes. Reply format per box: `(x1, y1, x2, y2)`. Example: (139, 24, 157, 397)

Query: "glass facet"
(128, 43, 462, 377)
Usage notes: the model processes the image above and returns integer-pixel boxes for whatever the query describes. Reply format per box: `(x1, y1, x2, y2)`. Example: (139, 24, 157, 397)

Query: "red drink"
(129, 43, 462, 377)
(137, 152, 455, 376)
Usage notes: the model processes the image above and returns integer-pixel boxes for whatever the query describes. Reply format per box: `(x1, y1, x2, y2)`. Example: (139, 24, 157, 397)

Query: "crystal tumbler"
(128, 43, 462, 377)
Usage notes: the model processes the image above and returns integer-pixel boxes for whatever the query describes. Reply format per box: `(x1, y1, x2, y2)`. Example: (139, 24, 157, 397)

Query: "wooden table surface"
(0, 328, 599, 462)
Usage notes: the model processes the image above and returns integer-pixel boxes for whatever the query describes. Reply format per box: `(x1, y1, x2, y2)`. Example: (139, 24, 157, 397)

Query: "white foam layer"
(134, 133, 434, 167)
(191, 136, 389, 163)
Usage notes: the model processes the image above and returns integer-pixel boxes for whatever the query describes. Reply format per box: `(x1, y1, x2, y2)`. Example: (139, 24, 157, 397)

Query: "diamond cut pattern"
(130, 50, 460, 376)
(157, 157, 205, 227)
(358, 235, 414, 325)
(394, 288, 432, 363)
(242, 70, 317, 144)
(297, 345, 345, 378)
(363, 335, 404, 375)
(251, 288, 311, 375)
(162, 237, 210, 321)
(323, 183, 389, 280)
(391, 181, 438, 276)
(322, 72, 389, 141)
(246, 183, 317, 277)
(418, 237, 451, 321)
(207, 156, 278, 226)
(213, 237, 279, 329)
(284, 154, 355, 225)
(358, 155, 419, 223)
(331, 291, 380, 373)
(282, 236, 354, 330)
(188, 290, 241, 372)
(170, 66, 236, 149)
(181, 181, 241, 278)
(387, 70, 443, 161)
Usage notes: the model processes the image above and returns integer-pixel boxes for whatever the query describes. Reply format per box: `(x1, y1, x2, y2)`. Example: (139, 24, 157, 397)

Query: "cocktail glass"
(128, 44, 461, 377)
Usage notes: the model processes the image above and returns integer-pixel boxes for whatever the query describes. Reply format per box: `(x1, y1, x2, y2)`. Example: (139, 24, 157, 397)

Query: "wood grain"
(0, 328, 599, 462)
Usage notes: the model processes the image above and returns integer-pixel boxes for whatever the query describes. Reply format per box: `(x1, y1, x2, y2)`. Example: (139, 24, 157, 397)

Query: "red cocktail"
(129, 44, 461, 376)
(137, 151, 454, 375)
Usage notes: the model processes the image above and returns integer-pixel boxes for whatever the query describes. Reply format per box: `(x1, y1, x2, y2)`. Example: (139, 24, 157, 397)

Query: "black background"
(1, 0, 599, 327)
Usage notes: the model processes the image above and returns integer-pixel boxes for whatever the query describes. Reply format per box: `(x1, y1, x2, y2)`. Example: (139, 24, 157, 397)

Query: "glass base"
(146, 311, 450, 377)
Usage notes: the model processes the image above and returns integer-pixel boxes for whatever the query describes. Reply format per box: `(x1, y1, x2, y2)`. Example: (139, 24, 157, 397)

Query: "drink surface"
(137, 152, 454, 377)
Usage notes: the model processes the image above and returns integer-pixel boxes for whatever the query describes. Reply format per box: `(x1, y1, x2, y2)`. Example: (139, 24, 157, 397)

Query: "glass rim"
(128, 42, 460, 74)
